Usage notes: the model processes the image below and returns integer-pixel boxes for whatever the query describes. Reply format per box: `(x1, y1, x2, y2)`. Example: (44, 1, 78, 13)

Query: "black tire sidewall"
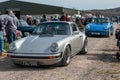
(61, 46, 71, 66)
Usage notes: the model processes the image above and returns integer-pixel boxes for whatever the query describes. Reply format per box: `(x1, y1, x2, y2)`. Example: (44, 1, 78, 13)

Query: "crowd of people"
(25, 12, 88, 30)
(25, 12, 71, 26)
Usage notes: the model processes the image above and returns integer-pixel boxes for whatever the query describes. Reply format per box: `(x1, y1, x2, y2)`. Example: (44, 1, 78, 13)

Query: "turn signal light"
(7, 54, 11, 58)
(49, 56, 56, 59)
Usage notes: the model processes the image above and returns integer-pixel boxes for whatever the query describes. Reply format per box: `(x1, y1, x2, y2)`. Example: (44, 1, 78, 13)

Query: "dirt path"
(0, 23, 120, 80)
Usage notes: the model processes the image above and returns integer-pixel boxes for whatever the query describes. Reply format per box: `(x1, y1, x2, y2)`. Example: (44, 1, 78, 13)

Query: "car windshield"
(18, 20, 29, 26)
(92, 18, 109, 24)
(32, 22, 70, 35)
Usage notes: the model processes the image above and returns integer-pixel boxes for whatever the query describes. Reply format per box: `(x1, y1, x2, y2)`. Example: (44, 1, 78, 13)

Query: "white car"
(8, 21, 88, 66)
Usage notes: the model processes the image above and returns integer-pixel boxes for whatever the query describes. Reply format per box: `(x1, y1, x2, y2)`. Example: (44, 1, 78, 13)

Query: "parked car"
(85, 18, 114, 37)
(115, 29, 120, 59)
(8, 21, 88, 66)
(17, 19, 35, 37)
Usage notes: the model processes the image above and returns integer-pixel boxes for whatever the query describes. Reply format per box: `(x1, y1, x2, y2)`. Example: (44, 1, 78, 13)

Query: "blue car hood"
(87, 23, 108, 31)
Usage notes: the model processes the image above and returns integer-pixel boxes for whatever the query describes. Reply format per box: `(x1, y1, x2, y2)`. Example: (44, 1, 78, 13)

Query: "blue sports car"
(85, 18, 114, 37)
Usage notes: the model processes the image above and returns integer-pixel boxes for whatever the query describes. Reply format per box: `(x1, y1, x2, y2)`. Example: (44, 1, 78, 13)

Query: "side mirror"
(73, 31, 80, 35)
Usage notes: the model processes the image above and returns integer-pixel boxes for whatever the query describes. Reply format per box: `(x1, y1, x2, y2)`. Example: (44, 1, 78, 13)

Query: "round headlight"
(104, 26, 108, 30)
(50, 43, 59, 52)
(86, 25, 90, 30)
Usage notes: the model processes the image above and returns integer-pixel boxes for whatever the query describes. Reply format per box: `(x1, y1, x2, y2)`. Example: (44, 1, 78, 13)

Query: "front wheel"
(61, 46, 71, 66)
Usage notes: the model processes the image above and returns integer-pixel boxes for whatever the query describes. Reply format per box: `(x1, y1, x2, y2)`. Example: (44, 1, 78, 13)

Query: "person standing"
(40, 14, 47, 23)
(4, 10, 18, 44)
(60, 12, 68, 21)
(0, 11, 7, 56)
(53, 15, 59, 21)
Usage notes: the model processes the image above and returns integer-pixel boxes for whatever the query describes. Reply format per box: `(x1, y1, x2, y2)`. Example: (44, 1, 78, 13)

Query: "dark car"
(17, 19, 35, 37)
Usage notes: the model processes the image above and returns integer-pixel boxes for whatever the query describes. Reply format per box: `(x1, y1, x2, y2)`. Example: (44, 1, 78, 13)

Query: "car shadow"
(93, 48, 119, 52)
(86, 52, 120, 63)
(0, 58, 61, 72)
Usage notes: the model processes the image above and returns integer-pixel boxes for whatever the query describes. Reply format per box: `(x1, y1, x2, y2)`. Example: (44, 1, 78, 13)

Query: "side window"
(71, 24, 77, 31)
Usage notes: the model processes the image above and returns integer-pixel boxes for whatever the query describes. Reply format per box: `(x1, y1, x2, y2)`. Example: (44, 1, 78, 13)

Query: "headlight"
(50, 43, 59, 52)
(9, 42, 17, 52)
(86, 25, 90, 30)
(104, 26, 108, 30)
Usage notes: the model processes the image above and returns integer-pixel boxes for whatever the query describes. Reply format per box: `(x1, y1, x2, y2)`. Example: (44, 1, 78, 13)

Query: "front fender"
(58, 41, 71, 58)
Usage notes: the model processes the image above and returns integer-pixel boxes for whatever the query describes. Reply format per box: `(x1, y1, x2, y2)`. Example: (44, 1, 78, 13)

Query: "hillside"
(82, 7, 120, 17)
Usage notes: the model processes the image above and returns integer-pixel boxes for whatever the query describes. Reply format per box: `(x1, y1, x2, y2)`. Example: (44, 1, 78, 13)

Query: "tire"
(111, 32, 113, 36)
(61, 46, 71, 66)
(116, 52, 120, 60)
(106, 32, 110, 37)
(86, 35, 89, 37)
(79, 39, 88, 54)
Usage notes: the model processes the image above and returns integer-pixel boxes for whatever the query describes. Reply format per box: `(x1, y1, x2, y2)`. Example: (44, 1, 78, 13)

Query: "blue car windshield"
(18, 20, 29, 26)
(32, 22, 70, 35)
(92, 18, 109, 24)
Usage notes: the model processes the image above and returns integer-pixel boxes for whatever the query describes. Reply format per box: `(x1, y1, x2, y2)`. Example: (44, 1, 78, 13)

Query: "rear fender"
(81, 34, 87, 47)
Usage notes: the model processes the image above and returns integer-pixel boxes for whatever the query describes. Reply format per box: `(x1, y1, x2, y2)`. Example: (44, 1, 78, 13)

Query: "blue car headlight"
(86, 25, 90, 30)
(104, 26, 108, 30)
(50, 43, 59, 52)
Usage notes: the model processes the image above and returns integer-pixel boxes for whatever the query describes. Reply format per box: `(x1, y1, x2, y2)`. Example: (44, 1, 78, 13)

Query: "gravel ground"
(0, 23, 120, 80)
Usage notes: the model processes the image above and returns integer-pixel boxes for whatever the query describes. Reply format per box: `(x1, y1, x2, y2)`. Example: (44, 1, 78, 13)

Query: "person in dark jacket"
(40, 14, 47, 23)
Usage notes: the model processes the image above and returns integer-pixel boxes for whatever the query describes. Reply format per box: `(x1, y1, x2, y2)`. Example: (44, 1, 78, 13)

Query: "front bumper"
(85, 30, 109, 36)
(8, 52, 63, 65)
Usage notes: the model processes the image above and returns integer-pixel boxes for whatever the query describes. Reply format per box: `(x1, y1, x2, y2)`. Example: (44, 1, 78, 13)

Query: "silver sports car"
(8, 21, 88, 66)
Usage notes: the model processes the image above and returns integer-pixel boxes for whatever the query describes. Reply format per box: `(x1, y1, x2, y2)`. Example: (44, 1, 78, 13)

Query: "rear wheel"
(116, 52, 120, 60)
(61, 46, 71, 66)
(106, 31, 111, 37)
(111, 32, 113, 36)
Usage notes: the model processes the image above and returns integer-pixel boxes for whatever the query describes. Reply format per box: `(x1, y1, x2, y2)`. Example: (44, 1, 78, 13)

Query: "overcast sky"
(0, 0, 120, 10)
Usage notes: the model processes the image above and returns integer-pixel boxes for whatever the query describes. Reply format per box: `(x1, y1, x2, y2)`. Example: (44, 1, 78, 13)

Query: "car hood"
(17, 35, 68, 54)
(87, 23, 108, 31)
(17, 26, 35, 31)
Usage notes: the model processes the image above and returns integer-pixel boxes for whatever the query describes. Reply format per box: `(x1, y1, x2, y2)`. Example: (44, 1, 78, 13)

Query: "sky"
(0, 0, 120, 10)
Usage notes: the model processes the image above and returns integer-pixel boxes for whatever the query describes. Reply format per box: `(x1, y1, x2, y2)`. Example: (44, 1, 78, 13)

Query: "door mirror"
(73, 31, 79, 35)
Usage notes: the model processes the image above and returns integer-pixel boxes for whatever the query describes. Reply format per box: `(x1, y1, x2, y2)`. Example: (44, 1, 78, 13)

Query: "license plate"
(22, 61, 38, 66)
(91, 32, 100, 35)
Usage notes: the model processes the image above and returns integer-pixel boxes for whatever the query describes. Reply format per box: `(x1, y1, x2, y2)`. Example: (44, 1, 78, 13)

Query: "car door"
(70, 23, 83, 54)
